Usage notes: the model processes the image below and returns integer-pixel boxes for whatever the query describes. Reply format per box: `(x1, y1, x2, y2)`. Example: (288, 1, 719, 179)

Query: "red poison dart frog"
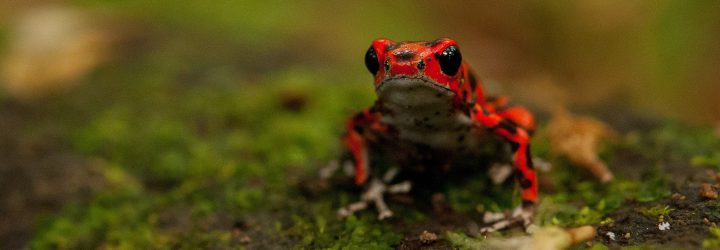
(337, 38, 538, 232)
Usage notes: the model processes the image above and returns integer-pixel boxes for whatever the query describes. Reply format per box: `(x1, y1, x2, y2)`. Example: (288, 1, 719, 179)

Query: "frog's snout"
(387, 50, 421, 77)
(387, 61, 419, 77)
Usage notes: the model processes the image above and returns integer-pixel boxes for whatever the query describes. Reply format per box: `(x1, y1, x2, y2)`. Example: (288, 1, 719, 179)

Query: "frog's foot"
(337, 169, 412, 220)
(480, 205, 536, 234)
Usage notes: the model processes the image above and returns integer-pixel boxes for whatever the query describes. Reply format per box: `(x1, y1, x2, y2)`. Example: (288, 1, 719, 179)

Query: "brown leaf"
(546, 107, 615, 182)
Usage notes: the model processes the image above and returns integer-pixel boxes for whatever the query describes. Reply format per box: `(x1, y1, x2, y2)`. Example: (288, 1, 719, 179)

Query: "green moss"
(445, 175, 514, 213)
(692, 153, 720, 169)
(537, 160, 671, 228)
(30, 54, 383, 247)
(703, 226, 720, 248)
(634, 175, 672, 203)
(536, 199, 610, 227)
(587, 243, 610, 250)
(289, 214, 401, 249)
(639, 205, 674, 219)
(703, 200, 720, 221)
(446, 231, 485, 250)
(32, 194, 156, 249)
(649, 122, 720, 160)
(573, 206, 604, 226)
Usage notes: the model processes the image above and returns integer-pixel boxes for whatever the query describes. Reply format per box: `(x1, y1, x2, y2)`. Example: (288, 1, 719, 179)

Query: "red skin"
(342, 38, 538, 205)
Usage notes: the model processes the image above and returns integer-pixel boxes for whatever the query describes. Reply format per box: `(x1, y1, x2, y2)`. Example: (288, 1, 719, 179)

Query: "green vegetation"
(2, 1, 719, 249)
(29, 61, 386, 248)
(291, 214, 402, 249)
(445, 231, 485, 250)
(703, 226, 720, 248)
(640, 205, 674, 219)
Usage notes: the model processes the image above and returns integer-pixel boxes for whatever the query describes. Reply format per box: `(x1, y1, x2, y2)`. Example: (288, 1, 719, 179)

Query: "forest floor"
(1, 4, 720, 249)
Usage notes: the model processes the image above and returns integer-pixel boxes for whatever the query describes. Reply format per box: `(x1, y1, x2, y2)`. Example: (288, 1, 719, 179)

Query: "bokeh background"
(3, 1, 719, 121)
(0, 1, 719, 248)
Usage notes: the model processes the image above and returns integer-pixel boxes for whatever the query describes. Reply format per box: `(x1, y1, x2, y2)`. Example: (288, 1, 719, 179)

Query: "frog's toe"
(378, 209, 393, 220)
(387, 180, 412, 194)
(337, 200, 368, 218)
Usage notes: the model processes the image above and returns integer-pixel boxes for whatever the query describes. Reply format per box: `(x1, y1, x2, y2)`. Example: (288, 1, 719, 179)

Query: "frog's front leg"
(471, 102, 538, 232)
(341, 108, 385, 185)
(482, 96, 536, 134)
(338, 108, 411, 219)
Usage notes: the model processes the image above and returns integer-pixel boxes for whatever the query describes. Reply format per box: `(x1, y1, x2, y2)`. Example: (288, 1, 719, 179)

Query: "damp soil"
(595, 159, 720, 248)
(0, 101, 105, 249)
(588, 116, 720, 248)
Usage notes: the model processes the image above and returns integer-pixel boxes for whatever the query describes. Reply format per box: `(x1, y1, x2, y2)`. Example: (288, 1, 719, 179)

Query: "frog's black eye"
(437, 45, 462, 76)
(365, 46, 380, 75)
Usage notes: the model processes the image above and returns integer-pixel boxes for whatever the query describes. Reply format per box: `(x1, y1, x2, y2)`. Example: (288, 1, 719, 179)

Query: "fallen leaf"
(546, 107, 615, 182)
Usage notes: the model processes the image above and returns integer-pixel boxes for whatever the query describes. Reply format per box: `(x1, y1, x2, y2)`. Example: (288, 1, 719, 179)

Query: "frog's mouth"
(376, 76, 454, 97)
(375, 76, 455, 111)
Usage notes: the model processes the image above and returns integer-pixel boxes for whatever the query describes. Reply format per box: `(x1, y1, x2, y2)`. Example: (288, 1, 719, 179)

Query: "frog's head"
(365, 38, 467, 105)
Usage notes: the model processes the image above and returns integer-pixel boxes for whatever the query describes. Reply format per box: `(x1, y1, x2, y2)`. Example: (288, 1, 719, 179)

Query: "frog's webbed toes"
(480, 205, 536, 234)
(337, 168, 412, 220)
(337, 201, 368, 218)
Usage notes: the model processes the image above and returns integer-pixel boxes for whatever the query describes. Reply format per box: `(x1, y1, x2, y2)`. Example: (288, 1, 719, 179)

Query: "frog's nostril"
(416, 60, 425, 71)
(384, 59, 391, 72)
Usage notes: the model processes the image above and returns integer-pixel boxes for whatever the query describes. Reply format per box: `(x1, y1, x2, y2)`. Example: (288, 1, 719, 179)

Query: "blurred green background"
(0, 1, 719, 249)
(2, 1, 719, 121)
